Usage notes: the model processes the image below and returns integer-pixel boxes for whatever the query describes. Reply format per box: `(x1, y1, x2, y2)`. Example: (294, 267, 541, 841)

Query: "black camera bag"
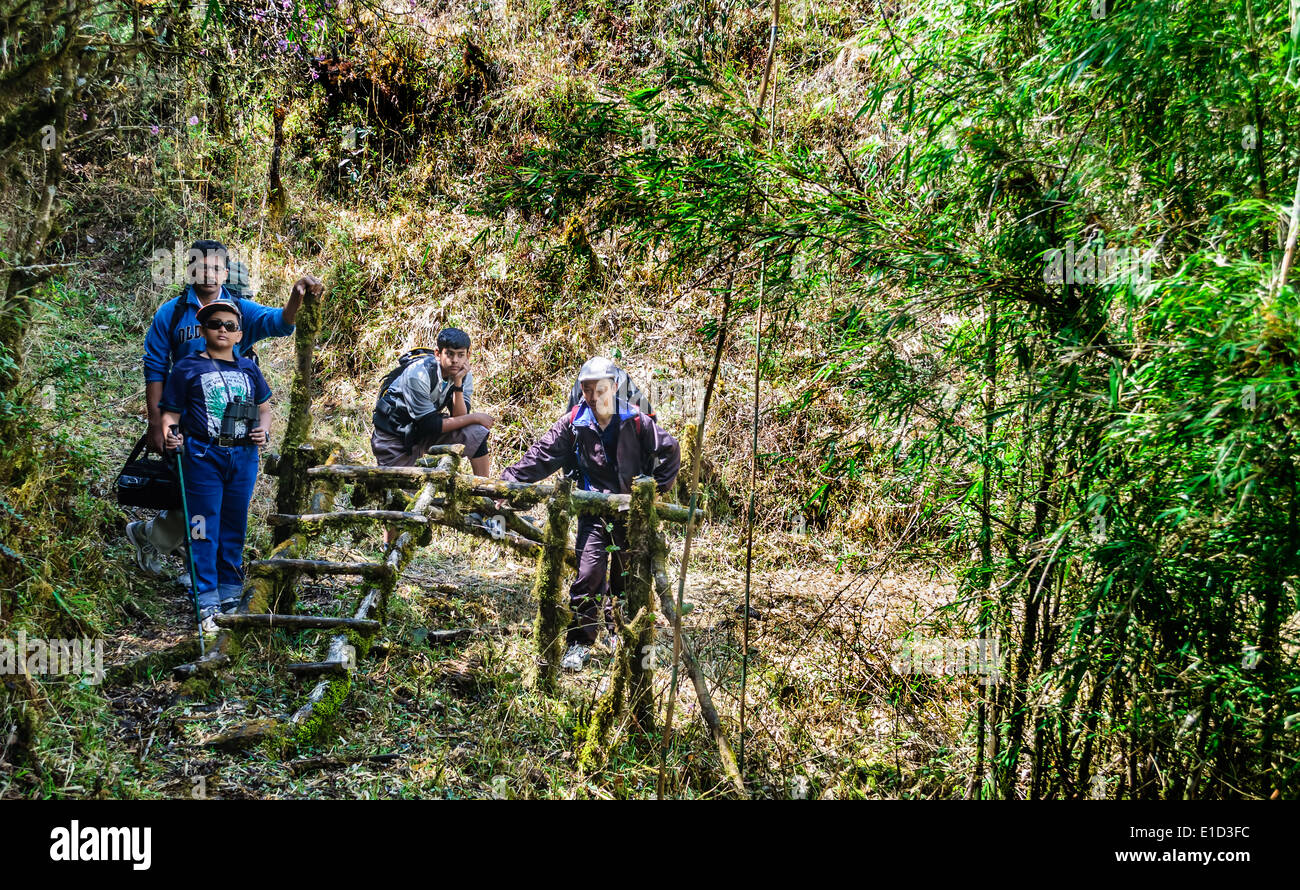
(115, 434, 182, 510)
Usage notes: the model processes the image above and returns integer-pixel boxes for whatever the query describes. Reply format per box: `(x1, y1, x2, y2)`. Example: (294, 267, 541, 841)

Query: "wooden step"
(306, 464, 451, 480)
(267, 510, 430, 528)
(212, 613, 381, 635)
(247, 558, 395, 579)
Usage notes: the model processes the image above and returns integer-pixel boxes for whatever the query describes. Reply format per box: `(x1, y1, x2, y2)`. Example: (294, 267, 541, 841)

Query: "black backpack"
(372, 348, 441, 435)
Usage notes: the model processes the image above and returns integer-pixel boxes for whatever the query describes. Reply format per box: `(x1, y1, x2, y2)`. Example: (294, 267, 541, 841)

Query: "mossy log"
(171, 654, 230, 679)
(267, 510, 430, 530)
(308, 445, 346, 514)
(245, 534, 306, 614)
(579, 607, 653, 773)
(171, 637, 234, 679)
(423, 506, 577, 566)
(281, 284, 321, 452)
(653, 550, 747, 799)
(202, 718, 285, 751)
(405, 478, 442, 550)
(104, 639, 202, 687)
(419, 626, 513, 645)
(288, 675, 351, 746)
(285, 591, 376, 748)
(308, 465, 452, 482)
(268, 441, 330, 612)
(463, 478, 698, 524)
(625, 477, 658, 732)
(460, 494, 545, 542)
(307, 466, 696, 523)
(272, 444, 324, 548)
(212, 613, 381, 634)
(531, 478, 572, 694)
(247, 557, 395, 580)
(287, 753, 400, 774)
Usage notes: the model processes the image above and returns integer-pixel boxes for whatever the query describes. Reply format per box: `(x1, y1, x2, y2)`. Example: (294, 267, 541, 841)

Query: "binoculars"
(220, 395, 259, 441)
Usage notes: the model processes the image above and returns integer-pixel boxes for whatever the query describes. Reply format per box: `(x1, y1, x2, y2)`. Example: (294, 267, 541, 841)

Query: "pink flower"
(150, 125, 160, 135)
(188, 116, 199, 126)
(310, 68, 319, 80)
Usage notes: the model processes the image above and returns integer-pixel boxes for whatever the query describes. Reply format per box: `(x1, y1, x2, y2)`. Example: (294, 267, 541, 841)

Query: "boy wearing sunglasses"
(128, 238, 321, 586)
(158, 301, 271, 628)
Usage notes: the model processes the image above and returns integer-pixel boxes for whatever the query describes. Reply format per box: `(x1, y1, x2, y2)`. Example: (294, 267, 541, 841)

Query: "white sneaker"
(125, 521, 165, 577)
(561, 644, 592, 672)
(199, 608, 220, 636)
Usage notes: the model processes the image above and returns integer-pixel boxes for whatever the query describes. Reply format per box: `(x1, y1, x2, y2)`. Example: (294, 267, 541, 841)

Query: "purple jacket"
(503, 401, 681, 495)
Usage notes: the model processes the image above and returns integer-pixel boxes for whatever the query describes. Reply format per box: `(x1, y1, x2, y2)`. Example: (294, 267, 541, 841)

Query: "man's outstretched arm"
(501, 417, 573, 484)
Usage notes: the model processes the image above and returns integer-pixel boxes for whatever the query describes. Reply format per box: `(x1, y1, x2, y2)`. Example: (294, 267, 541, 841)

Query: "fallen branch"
(287, 753, 401, 775)
(246, 558, 395, 579)
(213, 613, 381, 634)
(654, 558, 748, 799)
(267, 510, 430, 528)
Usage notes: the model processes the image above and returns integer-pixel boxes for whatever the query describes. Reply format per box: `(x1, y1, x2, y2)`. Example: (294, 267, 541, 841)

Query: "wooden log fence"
(204, 288, 743, 794)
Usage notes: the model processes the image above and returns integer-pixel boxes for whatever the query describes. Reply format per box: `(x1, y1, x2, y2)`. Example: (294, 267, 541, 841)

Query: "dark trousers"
(568, 516, 629, 646)
(181, 438, 259, 611)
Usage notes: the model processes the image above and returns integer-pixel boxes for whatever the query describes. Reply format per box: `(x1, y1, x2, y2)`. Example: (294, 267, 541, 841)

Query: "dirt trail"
(100, 519, 963, 799)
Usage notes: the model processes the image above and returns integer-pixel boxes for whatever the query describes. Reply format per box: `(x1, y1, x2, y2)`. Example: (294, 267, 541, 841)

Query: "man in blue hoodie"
(125, 239, 323, 579)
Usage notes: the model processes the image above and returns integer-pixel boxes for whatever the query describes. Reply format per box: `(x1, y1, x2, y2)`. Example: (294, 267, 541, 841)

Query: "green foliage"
(494, 0, 1300, 798)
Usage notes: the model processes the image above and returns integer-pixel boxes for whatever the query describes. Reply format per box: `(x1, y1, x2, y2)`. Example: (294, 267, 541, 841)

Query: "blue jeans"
(180, 438, 259, 612)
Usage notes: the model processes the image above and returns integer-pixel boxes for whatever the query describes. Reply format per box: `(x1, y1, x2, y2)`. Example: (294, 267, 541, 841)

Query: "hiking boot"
(199, 607, 220, 636)
(561, 643, 592, 672)
(125, 521, 164, 577)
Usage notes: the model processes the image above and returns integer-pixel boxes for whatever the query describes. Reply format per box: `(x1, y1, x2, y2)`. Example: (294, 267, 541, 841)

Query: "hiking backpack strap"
(565, 404, 586, 487)
(167, 292, 253, 364)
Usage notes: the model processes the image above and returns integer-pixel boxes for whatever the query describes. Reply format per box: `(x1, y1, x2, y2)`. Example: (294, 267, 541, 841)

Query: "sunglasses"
(202, 319, 241, 332)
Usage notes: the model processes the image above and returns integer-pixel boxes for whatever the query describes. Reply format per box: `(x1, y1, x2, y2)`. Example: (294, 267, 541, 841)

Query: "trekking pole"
(169, 424, 206, 657)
